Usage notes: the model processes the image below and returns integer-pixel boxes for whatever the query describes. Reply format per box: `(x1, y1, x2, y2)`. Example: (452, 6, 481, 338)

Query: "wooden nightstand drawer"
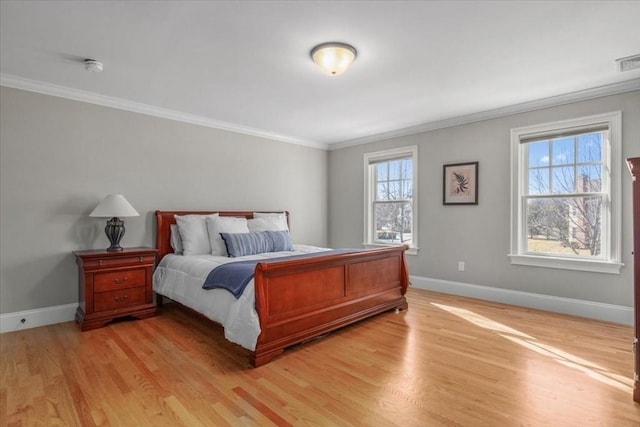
(94, 269, 146, 293)
(94, 287, 146, 312)
(82, 255, 155, 270)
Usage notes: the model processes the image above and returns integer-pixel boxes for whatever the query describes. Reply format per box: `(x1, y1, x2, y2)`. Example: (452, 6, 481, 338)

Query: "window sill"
(508, 254, 623, 274)
(363, 243, 419, 256)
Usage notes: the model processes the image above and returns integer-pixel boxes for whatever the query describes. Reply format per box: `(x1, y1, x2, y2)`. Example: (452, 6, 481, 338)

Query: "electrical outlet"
(458, 261, 465, 271)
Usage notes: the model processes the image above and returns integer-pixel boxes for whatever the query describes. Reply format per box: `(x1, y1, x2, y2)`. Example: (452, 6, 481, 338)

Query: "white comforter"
(152, 244, 329, 351)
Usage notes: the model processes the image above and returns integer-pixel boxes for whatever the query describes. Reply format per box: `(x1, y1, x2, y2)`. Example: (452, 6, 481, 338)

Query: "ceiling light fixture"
(310, 42, 357, 76)
(84, 58, 103, 73)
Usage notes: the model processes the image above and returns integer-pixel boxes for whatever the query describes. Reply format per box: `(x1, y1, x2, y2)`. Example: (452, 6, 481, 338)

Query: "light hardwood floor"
(1, 288, 638, 426)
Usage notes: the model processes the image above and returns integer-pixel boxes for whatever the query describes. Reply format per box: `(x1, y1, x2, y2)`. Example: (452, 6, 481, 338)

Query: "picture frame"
(443, 161, 478, 205)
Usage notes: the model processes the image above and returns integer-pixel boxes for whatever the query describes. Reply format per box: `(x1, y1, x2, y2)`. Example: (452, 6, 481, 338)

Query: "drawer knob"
(114, 295, 128, 303)
(113, 277, 128, 284)
(138, 256, 143, 263)
(98, 260, 103, 266)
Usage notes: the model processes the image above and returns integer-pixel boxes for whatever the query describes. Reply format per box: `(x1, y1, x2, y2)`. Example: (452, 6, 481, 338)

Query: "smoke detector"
(84, 59, 103, 73)
(615, 54, 640, 72)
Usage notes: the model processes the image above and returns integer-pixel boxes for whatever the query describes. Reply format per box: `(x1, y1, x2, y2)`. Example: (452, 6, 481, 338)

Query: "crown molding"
(2, 73, 638, 152)
(329, 78, 640, 151)
(0, 73, 328, 150)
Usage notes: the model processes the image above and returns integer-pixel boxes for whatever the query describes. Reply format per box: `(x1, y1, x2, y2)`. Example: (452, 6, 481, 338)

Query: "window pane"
(526, 196, 602, 256)
(389, 160, 403, 180)
(377, 182, 404, 201)
(388, 181, 400, 200)
(376, 183, 387, 201)
(375, 159, 413, 200)
(551, 137, 575, 165)
(528, 169, 549, 194)
(376, 163, 388, 181)
(401, 159, 412, 179)
(551, 166, 575, 194)
(374, 202, 412, 245)
(528, 141, 549, 168)
(577, 165, 601, 192)
(577, 133, 602, 164)
(402, 180, 413, 199)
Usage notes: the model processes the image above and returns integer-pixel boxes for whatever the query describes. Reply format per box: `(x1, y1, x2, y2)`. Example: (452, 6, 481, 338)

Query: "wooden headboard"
(155, 210, 290, 260)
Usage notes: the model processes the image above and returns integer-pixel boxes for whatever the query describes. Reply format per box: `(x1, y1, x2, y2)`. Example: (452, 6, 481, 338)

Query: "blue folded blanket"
(202, 259, 261, 298)
(202, 249, 357, 298)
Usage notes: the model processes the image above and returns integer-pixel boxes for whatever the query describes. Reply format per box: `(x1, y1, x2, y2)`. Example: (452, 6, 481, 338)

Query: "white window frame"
(363, 146, 419, 255)
(509, 111, 623, 274)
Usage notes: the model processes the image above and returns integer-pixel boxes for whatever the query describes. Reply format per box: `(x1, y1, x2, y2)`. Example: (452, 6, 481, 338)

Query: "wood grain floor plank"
(1, 288, 638, 426)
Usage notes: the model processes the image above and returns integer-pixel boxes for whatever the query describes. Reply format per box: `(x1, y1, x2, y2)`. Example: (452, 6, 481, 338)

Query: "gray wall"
(329, 91, 640, 307)
(0, 86, 328, 314)
(2, 86, 638, 315)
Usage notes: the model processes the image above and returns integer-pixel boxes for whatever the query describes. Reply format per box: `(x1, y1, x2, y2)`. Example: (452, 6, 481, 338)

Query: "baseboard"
(409, 276, 633, 325)
(0, 279, 632, 333)
(0, 303, 78, 333)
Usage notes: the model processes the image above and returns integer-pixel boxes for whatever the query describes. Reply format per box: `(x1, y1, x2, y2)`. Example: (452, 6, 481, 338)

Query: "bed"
(153, 210, 409, 367)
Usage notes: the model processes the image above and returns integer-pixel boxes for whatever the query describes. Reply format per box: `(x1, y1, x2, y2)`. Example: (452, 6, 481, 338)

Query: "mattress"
(152, 244, 329, 350)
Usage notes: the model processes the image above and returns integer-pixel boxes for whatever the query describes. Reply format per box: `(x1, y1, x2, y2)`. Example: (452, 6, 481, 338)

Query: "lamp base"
(105, 217, 126, 252)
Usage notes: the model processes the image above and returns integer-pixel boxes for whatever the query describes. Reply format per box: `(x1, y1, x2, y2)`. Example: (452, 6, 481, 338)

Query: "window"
(509, 112, 622, 273)
(364, 146, 418, 255)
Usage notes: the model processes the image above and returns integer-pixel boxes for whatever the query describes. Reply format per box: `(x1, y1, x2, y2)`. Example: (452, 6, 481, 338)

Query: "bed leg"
(250, 348, 284, 368)
(394, 298, 409, 313)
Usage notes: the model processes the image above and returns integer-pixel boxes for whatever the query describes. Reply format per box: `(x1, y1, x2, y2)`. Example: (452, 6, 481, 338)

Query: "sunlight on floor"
(431, 302, 632, 394)
(500, 334, 632, 393)
(431, 303, 535, 339)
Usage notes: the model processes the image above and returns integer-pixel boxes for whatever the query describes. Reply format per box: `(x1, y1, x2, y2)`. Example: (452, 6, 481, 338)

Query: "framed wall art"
(443, 161, 478, 205)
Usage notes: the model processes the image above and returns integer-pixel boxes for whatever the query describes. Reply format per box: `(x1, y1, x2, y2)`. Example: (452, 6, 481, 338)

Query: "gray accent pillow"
(220, 230, 294, 257)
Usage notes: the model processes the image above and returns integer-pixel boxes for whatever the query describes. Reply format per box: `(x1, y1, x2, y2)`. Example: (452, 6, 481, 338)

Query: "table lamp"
(89, 194, 140, 251)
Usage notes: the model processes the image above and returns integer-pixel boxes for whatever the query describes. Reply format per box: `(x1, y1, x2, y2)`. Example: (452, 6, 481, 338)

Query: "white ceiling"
(1, 1, 639, 149)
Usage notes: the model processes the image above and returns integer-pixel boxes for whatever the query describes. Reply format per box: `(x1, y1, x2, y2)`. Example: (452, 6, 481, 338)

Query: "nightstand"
(74, 247, 158, 331)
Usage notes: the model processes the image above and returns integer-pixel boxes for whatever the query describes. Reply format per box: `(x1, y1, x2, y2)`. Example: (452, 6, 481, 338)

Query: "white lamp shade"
(311, 42, 357, 76)
(89, 194, 140, 218)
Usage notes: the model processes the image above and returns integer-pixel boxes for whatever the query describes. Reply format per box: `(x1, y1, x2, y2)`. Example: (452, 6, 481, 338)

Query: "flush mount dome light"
(310, 42, 357, 76)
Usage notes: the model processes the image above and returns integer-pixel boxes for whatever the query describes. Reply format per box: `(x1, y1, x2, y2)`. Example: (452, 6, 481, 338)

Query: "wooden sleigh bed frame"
(155, 210, 409, 367)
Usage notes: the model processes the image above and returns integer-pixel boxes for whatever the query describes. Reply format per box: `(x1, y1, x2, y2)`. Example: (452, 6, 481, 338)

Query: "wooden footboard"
(155, 210, 408, 367)
(251, 245, 408, 366)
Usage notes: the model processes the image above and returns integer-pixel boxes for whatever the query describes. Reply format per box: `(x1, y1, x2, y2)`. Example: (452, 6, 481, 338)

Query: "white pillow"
(247, 217, 272, 232)
(253, 212, 288, 231)
(170, 224, 184, 255)
(206, 216, 250, 256)
(174, 213, 219, 256)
